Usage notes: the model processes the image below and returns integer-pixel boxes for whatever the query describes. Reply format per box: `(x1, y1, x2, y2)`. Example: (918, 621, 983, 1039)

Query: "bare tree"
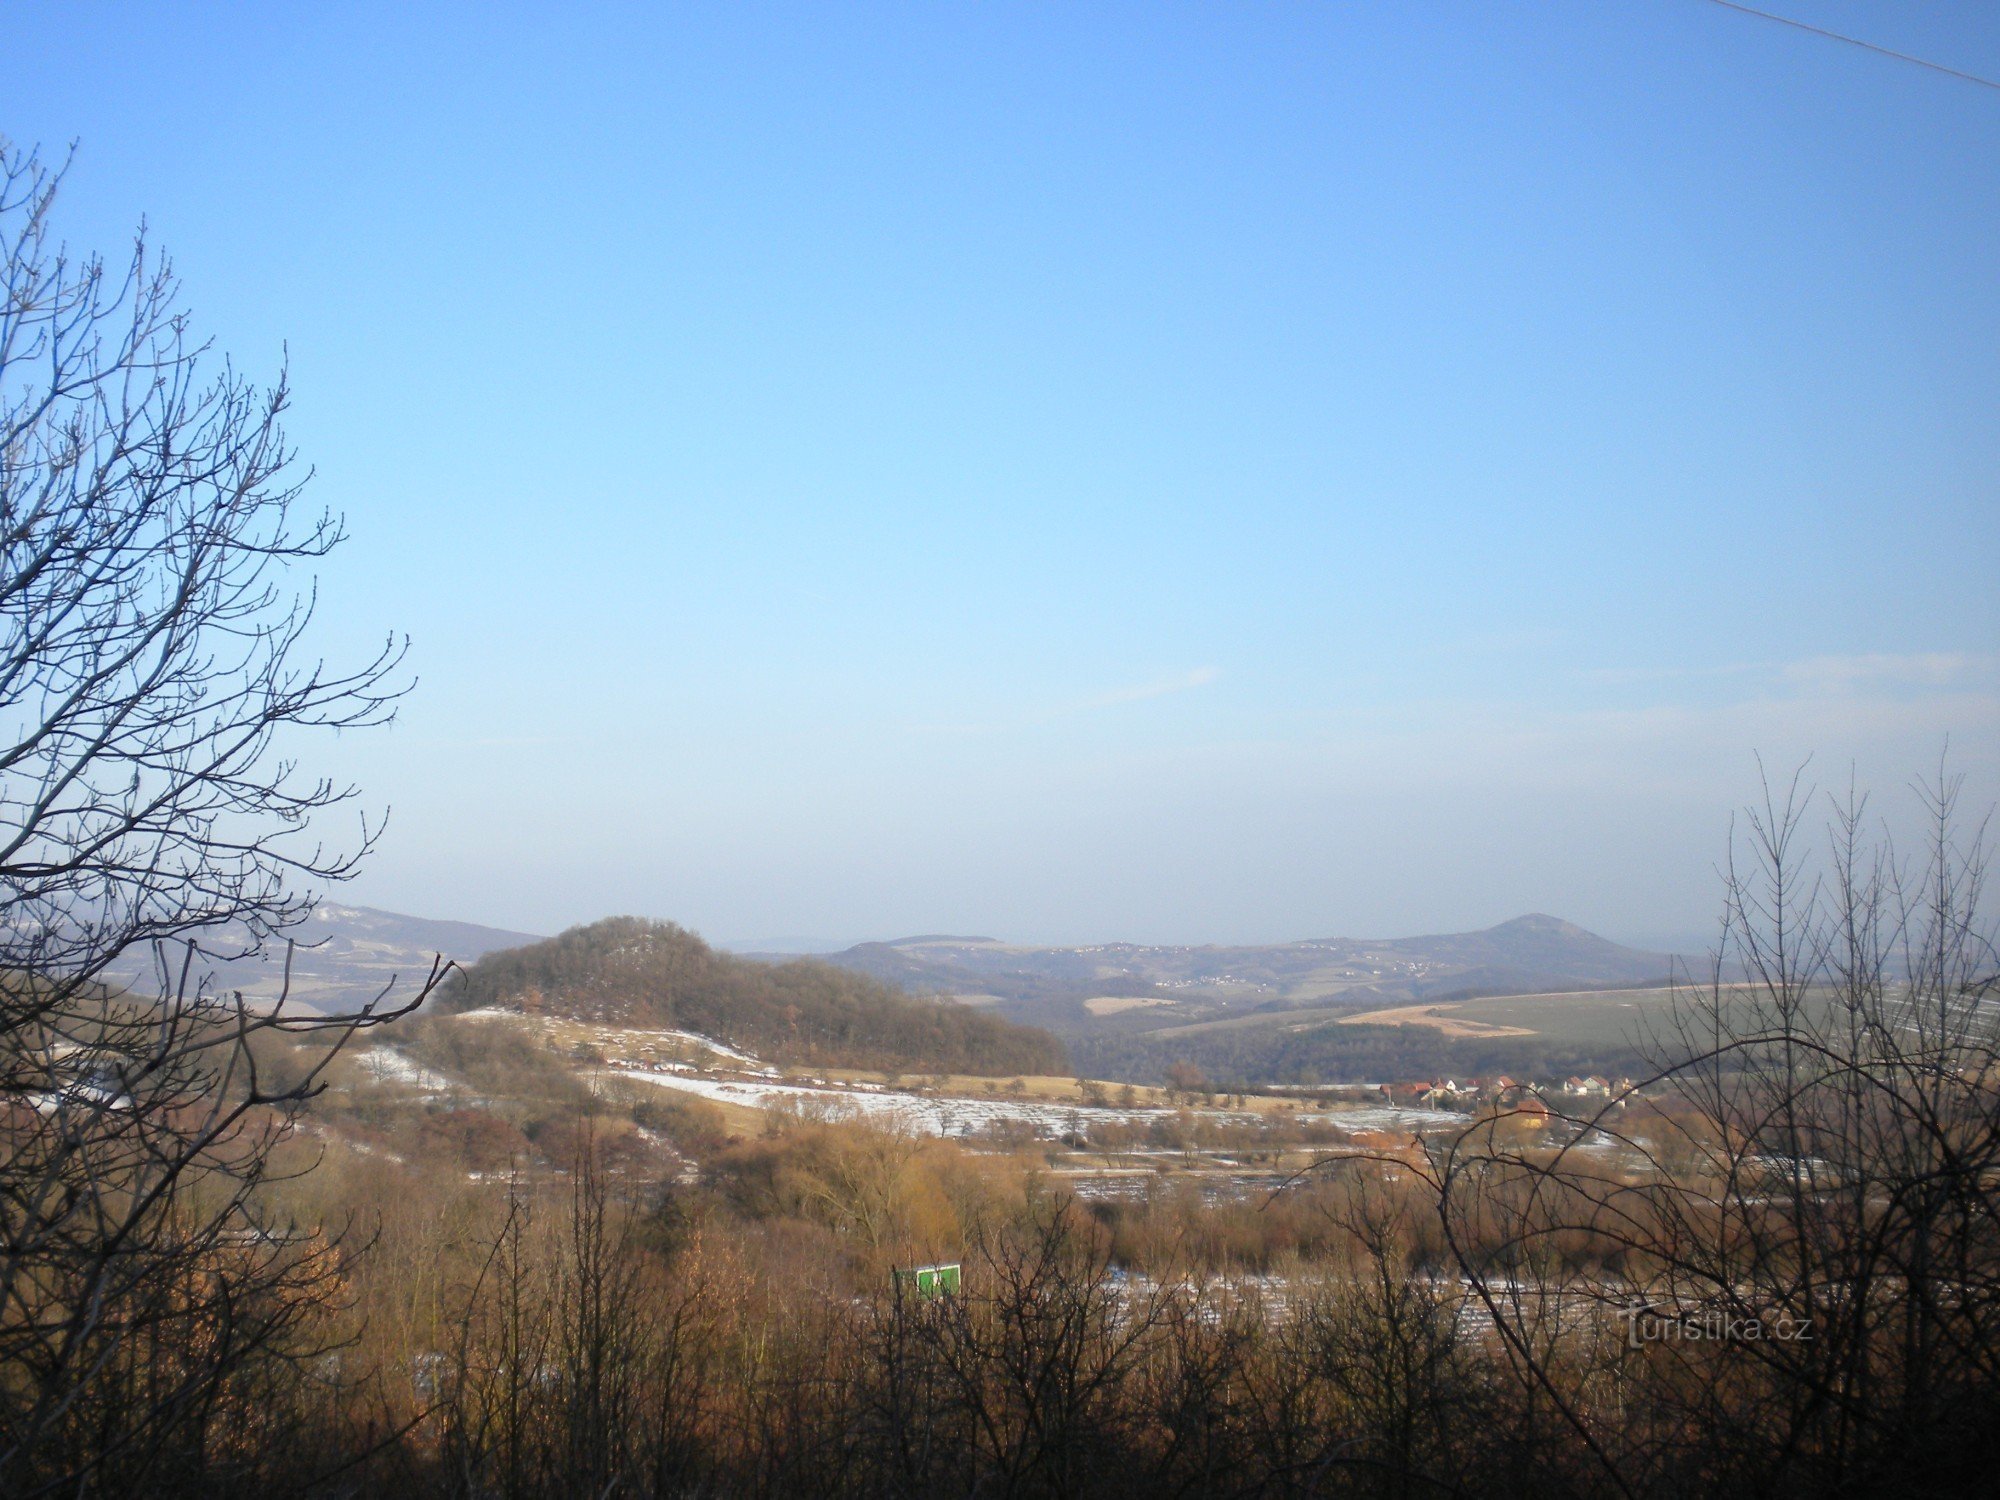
(1296, 1167, 1483, 1498)
(1420, 761, 2000, 1496)
(0, 139, 444, 1494)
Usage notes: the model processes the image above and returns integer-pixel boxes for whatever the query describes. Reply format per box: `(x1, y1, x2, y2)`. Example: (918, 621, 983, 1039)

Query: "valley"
(795, 913, 1679, 1046)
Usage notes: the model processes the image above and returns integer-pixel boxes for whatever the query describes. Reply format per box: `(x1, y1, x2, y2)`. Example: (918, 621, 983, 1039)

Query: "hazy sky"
(9, 2, 1996, 949)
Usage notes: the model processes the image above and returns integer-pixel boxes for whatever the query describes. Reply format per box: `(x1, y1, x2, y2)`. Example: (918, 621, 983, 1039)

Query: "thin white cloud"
(1780, 652, 1989, 690)
(1579, 662, 1761, 687)
(1077, 666, 1220, 711)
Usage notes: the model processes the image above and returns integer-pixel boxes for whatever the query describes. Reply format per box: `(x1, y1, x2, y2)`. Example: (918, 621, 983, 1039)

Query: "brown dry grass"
(1336, 1002, 1536, 1039)
(1082, 995, 1176, 1017)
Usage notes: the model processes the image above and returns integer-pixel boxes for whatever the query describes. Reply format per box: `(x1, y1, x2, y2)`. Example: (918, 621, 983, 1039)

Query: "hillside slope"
(440, 916, 1066, 1076)
(797, 914, 1677, 1039)
(105, 902, 544, 1013)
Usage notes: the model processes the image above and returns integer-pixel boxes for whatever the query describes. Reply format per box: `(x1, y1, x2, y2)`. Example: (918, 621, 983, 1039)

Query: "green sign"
(894, 1262, 961, 1296)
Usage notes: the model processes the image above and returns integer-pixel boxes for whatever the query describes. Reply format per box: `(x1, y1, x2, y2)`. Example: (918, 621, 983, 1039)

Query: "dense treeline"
(328, 1151, 1623, 1499)
(23, 1086, 1999, 1499)
(441, 917, 1066, 1077)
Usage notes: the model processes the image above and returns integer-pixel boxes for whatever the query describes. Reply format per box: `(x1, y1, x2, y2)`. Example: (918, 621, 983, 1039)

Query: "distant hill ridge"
(789, 914, 1677, 1040)
(185, 902, 1668, 1070)
(440, 916, 1066, 1076)
(107, 901, 544, 1013)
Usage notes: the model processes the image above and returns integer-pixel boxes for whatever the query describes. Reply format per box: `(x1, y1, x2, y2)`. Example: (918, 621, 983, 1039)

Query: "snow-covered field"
(447, 1011, 779, 1073)
(617, 1069, 1241, 1136)
(608, 1028, 775, 1072)
(1302, 1105, 1466, 1133)
(615, 1069, 1463, 1141)
(357, 1047, 453, 1091)
(427, 1009, 1468, 1141)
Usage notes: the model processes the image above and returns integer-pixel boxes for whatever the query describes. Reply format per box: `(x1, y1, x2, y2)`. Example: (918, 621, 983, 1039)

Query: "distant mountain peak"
(1490, 913, 1593, 936)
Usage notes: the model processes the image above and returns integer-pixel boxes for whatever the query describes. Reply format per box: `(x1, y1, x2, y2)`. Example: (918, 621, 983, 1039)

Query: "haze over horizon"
(331, 900, 1733, 971)
(9, 2, 1995, 947)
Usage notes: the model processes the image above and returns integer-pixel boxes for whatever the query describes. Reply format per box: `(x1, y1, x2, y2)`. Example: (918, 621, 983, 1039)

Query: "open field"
(1155, 984, 1698, 1045)
(817, 1068, 1173, 1103)
(814, 1070, 1401, 1120)
(392, 1013, 1463, 1141)
(1338, 1002, 1536, 1039)
(1142, 1003, 1354, 1039)
(1337, 984, 1797, 1049)
(704, 1063, 1398, 1122)
(1084, 995, 1178, 1017)
(1326, 985, 1687, 1049)
(613, 1067, 1463, 1140)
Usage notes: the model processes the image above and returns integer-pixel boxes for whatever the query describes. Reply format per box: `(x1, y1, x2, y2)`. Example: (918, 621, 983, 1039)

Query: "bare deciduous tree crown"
(0, 138, 443, 1495)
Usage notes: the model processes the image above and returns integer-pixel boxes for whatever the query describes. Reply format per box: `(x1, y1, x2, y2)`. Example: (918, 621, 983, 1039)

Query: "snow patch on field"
(615, 1070, 1182, 1135)
(614, 1071, 1458, 1141)
(443, 1012, 775, 1073)
(649, 1030, 770, 1070)
(1306, 1105, 1465, 1133)
(357, 1047, 452, 1091)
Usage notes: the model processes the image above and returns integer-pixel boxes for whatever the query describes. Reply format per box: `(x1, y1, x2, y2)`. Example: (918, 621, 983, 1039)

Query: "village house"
(1510, 1093, 1552, 1128)
(1381, 1081, 1433, 1104)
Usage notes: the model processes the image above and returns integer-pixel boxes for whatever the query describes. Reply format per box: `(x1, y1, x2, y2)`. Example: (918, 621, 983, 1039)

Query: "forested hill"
(439, 916, 1066, 1076)
(801, 914, 1677, 1037)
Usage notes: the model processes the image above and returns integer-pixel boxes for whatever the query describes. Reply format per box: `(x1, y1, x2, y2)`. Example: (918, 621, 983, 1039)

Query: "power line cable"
(1701, 0, 2000, 91)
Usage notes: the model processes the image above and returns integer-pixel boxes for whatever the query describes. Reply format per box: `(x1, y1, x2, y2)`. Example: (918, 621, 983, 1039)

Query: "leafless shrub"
(1423, 762, 2000, 1496)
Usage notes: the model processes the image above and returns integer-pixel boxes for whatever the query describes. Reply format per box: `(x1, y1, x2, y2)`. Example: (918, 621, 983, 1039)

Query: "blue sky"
(8, 2, 1997, 948)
